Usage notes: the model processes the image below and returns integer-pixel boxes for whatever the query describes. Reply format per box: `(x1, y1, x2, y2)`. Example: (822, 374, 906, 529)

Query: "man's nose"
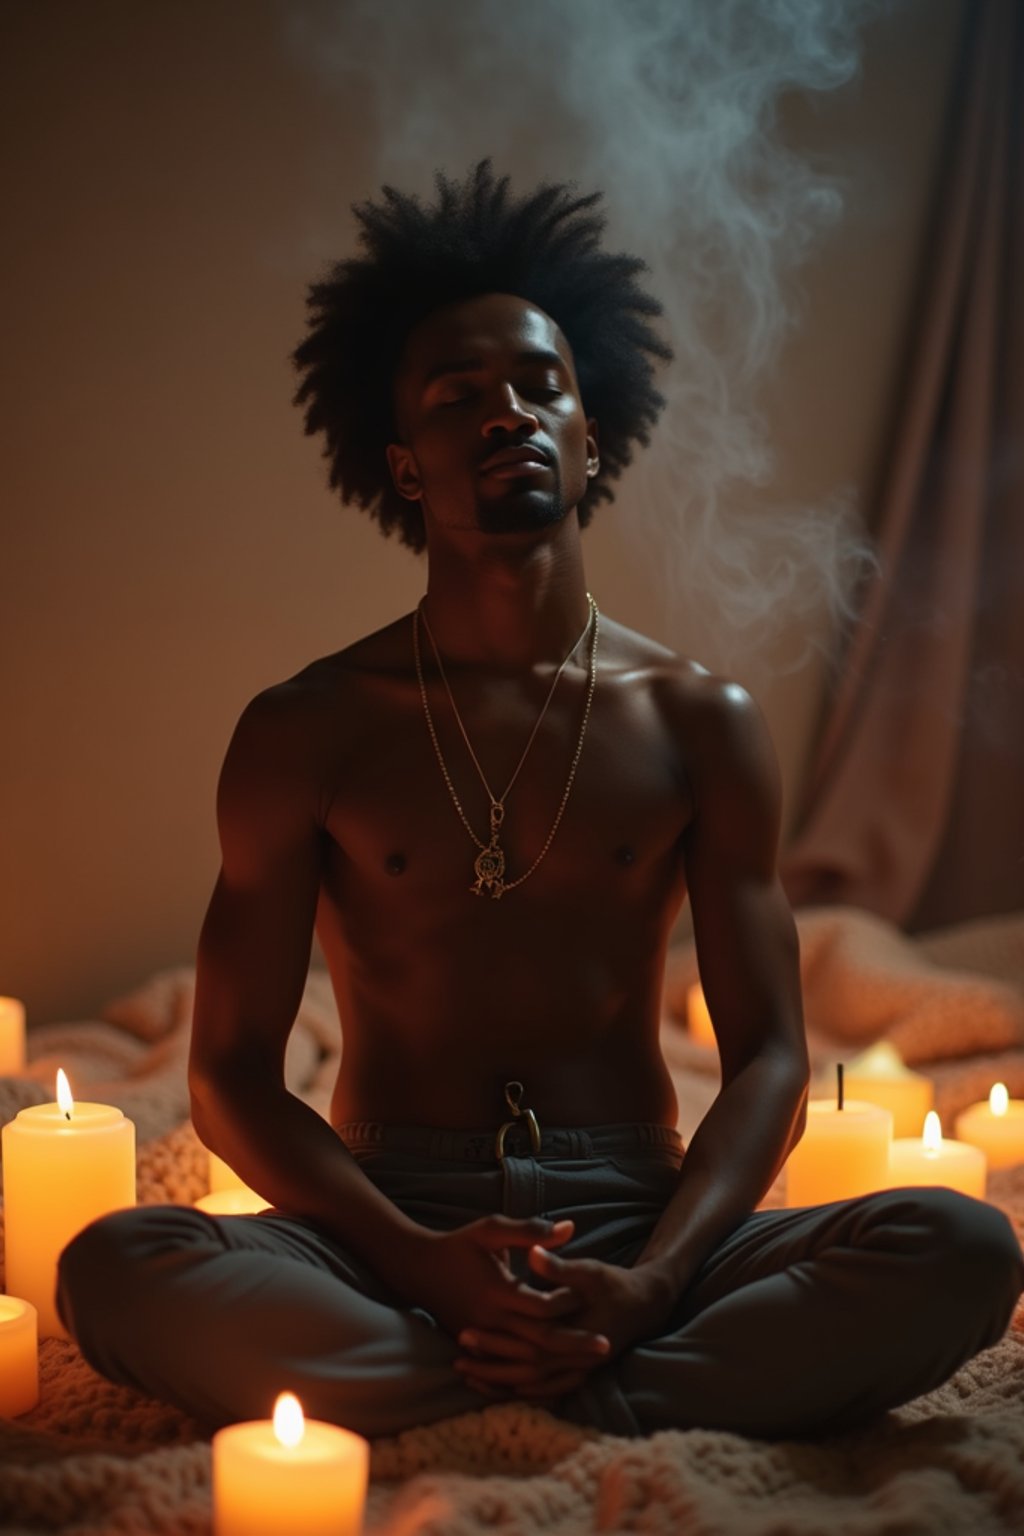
(481, 383, 540, 434)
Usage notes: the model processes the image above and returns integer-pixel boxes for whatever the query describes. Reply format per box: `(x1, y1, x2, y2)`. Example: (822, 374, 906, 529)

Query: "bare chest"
(321, 670, 689, 909)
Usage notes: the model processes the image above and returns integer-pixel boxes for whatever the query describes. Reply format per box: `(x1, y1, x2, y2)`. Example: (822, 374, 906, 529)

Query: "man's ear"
(386, 442, 422, 503)
(586, 417, 600, 477)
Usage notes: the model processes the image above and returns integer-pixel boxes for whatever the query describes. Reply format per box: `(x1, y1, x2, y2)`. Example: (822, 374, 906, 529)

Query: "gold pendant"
(471, 803, 508, 898)
(472, 838, 506, 898)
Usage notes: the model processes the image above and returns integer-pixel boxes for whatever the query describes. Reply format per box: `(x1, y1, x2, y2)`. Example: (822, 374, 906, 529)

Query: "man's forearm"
(191, 1074, 428, 1291)
(634, 1051, 807, 1295)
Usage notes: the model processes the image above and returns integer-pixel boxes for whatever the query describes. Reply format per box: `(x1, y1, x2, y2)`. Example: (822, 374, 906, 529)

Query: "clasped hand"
(409, 1215, 676, 1404)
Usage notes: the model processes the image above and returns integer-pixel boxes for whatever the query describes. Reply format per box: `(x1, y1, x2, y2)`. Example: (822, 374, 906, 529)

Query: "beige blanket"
(1, 905, 1023, 1536)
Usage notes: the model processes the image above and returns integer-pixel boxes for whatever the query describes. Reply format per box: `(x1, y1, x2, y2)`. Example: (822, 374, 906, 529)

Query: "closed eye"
(438, 387, 562, 407)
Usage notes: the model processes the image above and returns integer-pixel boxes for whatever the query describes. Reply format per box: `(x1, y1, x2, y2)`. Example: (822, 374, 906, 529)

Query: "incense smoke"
(286, 0, 882, 669)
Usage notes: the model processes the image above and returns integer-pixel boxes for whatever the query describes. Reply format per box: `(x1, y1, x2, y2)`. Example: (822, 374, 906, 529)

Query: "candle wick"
(837, 1062, 845, 1112)
(64, 1110, 71, 1121)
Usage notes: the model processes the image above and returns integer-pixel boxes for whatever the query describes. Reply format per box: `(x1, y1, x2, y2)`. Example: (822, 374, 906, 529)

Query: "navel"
(613, 844, 636, 867)
(385, 851, 407, 876)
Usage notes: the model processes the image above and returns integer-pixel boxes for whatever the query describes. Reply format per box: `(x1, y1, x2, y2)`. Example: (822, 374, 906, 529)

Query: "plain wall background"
(1, 0, 964, 1027)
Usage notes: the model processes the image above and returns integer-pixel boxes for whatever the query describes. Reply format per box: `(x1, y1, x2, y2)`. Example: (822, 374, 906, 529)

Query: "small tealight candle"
(841, 1041, 934, 1138)
(785, 1065, 893, 1206)
(196, 1188, 271, 1215)
(213, 1391, 368, 1536)
(953, 1084, 1024, 1170)
(0, 997, 26, 1074)
(1, 1070, 136, 1337)
(0, 1297, 39, 1416)
(886, 1111, 987, 1198)
(686, 984, 716, 1049)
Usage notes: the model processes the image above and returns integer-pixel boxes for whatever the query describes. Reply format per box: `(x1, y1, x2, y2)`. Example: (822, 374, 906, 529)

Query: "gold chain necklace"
(413, 595, 599, 898)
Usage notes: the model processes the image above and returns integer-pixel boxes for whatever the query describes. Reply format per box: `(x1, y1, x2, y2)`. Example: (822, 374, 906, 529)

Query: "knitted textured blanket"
(1, 905, 1023, 1536)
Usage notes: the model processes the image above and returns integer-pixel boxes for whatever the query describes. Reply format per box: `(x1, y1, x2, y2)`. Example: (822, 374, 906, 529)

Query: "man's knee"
(58, 1208, 140, 1331)
(907, 1187, 1023, 1333)
(57, 1205, 193, 1337)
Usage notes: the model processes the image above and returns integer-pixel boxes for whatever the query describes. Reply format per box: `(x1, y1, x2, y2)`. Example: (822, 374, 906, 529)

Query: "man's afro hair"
(292, 158, 673, 552)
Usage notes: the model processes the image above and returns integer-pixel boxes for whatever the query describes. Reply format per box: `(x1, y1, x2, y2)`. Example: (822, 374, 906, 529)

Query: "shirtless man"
(57, 162, 1022, 1439)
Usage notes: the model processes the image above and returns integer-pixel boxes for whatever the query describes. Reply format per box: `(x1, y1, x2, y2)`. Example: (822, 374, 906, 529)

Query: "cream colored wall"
(1, 0, 963, 1027)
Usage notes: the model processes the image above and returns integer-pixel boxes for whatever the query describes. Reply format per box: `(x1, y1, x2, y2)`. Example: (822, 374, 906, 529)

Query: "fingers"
(503, 1282, 580, 1320)
(459, 1323, 609, 1363)
(477, 1216, 574, 1252)
(527, 1245, 593, 1284)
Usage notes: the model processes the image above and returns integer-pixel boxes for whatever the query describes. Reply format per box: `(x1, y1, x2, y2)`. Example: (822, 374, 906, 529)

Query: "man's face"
(386, 293, 599, 540)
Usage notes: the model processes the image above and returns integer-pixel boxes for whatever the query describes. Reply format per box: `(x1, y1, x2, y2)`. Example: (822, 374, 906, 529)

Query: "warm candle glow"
(195, 1188, 271, 1215)
(852, 1042, 905, 1075)
(273, 1393, 304, 1448)
(784, 1099, 893, 1205)
(56, 1069, 73, 1118)
(885, 1108, 987, 1197)
(2, 1090, 136, 1336)
(686, 984, 716, 1049)
(0, 1297, 39, 1417)
(841, 1042, 934, 1137)
(213, 1397, 369, 1535)
(0, 997, 27, 1074)
(954, 1084, 1024, 1170)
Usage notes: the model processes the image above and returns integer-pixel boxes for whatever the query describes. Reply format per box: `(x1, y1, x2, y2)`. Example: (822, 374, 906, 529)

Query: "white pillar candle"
(841, 1042, 935, 1138)
(213, 1392, 368, 1536)
(686, 984, 716, 1049)
(0, 1297, 39, 1416)
(953, 1084, 1024, 1170)
(0, 997, 26, 1074)
(1, 1070, 136, 1337)
(195, 1188, 271, 1215)
(785, 1096, 893, 1206)
(885, 1111, 987, 1198)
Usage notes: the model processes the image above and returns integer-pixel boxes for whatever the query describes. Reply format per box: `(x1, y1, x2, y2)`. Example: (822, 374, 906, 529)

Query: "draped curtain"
(782, 0, 1024, 930)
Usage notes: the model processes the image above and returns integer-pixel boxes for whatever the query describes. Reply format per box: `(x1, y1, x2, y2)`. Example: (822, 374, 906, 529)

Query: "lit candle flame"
(273, 1391, 304, 1448)
(56, 1069, 74, 1120)
(922, 1111, 943, 1153)
(990, 1083, 1009, 1118)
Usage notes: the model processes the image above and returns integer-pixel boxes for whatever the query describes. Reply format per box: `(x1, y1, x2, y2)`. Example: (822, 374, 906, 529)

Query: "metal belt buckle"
(495, 1079, 542, 1162)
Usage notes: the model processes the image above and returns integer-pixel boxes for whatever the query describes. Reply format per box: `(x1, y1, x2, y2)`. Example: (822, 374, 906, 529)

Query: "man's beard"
(475, 478, 569, 535)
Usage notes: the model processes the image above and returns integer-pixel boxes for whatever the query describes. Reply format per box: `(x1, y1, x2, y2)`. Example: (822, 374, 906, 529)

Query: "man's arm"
(187, 684, 429, 1285)
(629, 676, 809, 1296)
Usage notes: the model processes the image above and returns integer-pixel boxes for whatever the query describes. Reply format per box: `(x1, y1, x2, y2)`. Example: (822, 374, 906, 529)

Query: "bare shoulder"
(597, 614, 753, 724)
(237, 612, 413, 733)
(598, 614, 776, 798)
(221, 615, 414, 820)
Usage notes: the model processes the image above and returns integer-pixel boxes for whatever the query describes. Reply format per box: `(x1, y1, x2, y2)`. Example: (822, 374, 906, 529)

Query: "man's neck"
(421, 527, 592, 674)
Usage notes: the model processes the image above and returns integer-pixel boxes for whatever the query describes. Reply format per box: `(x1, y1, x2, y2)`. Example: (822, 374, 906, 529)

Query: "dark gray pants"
(56, 1120, 1024, 1440)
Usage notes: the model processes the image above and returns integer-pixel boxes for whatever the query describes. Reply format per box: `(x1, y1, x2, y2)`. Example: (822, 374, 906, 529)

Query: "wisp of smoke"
(287, 0, 882, 668)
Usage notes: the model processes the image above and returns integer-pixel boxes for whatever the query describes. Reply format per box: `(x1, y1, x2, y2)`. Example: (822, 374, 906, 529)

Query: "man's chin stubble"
(474, 489, 568, 536)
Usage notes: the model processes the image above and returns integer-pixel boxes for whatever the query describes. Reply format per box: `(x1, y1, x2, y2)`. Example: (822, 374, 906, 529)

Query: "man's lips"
(479, 446, 552, 474)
